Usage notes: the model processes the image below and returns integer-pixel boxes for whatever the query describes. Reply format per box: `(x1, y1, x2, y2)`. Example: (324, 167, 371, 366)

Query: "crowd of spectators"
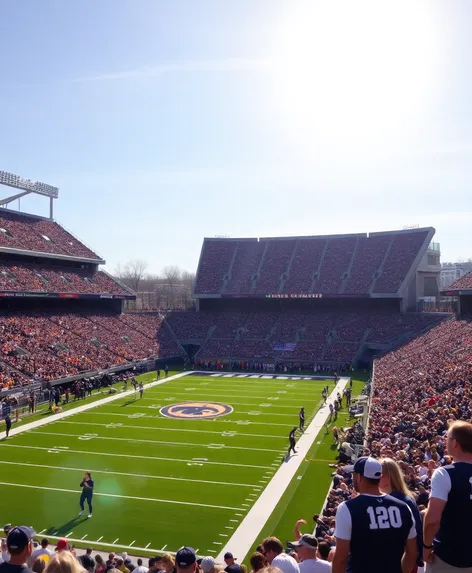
(0, 262, 128, 295)
(0, 209, 99, 260)
(0, 311, 183, 387)
(172, 309, 442, 365)
(194, 229, 431, 296)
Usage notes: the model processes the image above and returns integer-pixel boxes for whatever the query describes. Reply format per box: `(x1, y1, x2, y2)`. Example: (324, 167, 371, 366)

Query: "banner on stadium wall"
(273, 342, 296, 351)
(0, 291, 135, 300)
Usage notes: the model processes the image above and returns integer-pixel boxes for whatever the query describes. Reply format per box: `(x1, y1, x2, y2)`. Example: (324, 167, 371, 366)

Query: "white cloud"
(73, 58, 272, 83)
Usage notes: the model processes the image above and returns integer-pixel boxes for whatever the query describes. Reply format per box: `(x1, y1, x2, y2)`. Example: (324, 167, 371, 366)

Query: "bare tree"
(115, 259, 148, 292)
(162, 265, 182, 306)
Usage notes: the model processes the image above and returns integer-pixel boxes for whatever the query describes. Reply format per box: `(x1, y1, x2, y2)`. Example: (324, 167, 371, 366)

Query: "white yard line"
(0, 443, 268, 469)
(137, 398, 313, 409)
(216, 377, 349, 562)
(29, 431, 282, 453)
(85, 411, 318, 428)
(0, 482, 242, 511)
(57, 421, 286, 440)
(0, 371, 190, 440)
(0, 461, 261, 488)
(143, 390, 322, 402)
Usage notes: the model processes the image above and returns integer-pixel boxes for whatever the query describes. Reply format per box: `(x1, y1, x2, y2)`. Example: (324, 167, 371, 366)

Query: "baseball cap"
(288, 534, 318, 549)
(224, 553, 235, 560)
(3, 524, 12, 535)
(175, 547, 196, 567)
(200, 557, 216, 573)
(343, 456, 382, 480)
(7, 526, 36, 551)
(56, 538, 69, 551)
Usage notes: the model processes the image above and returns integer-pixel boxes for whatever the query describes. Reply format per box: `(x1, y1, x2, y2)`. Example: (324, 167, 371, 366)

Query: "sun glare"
(268, 1, 435, 148)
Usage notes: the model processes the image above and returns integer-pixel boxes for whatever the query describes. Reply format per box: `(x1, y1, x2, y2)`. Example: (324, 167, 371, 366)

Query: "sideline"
(216, 377, 349, 562)
(0, 371, 190, 440)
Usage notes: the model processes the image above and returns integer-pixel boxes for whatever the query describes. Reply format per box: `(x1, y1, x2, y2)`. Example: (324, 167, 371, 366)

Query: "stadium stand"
(194, 228, 432, 296)
(0, 208, 100, 260)
(445, 271, 472, 291)
(0, 206, 184, 387)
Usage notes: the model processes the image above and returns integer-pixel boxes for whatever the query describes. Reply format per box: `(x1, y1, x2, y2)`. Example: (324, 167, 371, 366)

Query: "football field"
(0, 373, 333, 556)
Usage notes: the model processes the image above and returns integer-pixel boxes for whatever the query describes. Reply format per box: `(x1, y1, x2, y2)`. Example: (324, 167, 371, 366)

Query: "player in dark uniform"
(423, 420, 472, 571)
(157, 369, 161, 380)
(79, 472, 94, 519)
(4, 413, 12, 438)
(332, 457, 417, 573)
(299, 408, 305, 432)
(164, 365, 169, 378)
(139, 382, 144, 399)
(287, 427, 297, 456)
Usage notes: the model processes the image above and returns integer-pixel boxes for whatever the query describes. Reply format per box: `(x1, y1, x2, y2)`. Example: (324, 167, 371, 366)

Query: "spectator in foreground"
(261, 538, 300, 573)
(224, 554, 241, 573)
(0, 526, 36, 573)
(31, 560, 46, 573)
(121, 554, 134, 573)
(288, 535, 330, 573)
(199, 558, 217, 573)
(249, 553, 267, 573)
(115, 559, 129, 573)
(423, 420, 472, 571)
(78, 549, 94, 573)
(30, 541, 52, 567)
(174, 548, 197, 573)
(379, 457, 424, 570)
(161, 555, 175, 573)
(332, 457, 417, 573)
(45, 552, 85, 573)
(133, 561, 148, 573)
(94, 555, 105, 573)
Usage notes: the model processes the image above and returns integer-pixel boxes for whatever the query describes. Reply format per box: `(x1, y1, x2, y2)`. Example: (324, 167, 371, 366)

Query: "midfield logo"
(160, 401, 233, 419)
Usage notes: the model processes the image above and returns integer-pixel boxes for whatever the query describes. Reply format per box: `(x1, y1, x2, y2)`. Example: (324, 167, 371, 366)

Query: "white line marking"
(113, 539, 120, 544)
(0, 461, 258, 489)
(219, 534, 228, 538)
(242, 504, 250, 507)
(145, 543, 151, 549)
(39, 529, 46, 535)
(0, 482, 243, 511)
(35, 534, 177, 555)
(0, 444, 268, 469)
(161, 545, 167, 551)
(30, 431, 281, 453)
(0, 371, 191, 441)
(140, 396, 312, 409)
(81, 535, 88, 540)
(129, 541, 136, 547)
(89, 411, 302, 427)
(97, 537, 103, 542)
(66, 532, 74, 537)
(60, 420, 286, 440)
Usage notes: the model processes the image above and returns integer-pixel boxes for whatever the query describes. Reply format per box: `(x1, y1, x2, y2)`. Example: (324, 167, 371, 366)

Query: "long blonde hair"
(379, 457, 414, 498)
(45, 552, 85, 573)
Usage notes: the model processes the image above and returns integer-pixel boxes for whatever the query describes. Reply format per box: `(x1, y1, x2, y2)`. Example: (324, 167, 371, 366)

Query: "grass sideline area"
(0, 371, 332, 556)
(2, 370, 177, 432)
(242, 376, 366, 564)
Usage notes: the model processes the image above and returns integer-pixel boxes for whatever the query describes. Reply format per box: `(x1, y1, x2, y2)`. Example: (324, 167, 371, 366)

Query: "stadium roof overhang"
(440, 289, 470, 296)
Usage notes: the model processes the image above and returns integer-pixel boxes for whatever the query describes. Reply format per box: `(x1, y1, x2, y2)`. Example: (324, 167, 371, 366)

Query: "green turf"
(5, 370, 177, 431)
(0, 372, 333, 556)
(242, 377, 365, 564)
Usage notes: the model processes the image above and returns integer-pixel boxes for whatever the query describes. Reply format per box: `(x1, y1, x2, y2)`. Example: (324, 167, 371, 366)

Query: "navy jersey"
(289, 429, 296, 441)
(335, 494, 415, 573)
(80, 479, 94, 493)
(390, 491, 423, 566)
(433, 463, 472, 567)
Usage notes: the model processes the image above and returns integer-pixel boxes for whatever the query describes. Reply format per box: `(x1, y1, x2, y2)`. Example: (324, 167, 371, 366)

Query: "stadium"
(2, 166, 472, 571)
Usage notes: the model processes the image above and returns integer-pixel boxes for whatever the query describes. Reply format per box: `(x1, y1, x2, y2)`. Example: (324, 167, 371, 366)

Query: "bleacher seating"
(166, 309, 441, 365)
(0, 209, 99, 259)
(0, 311, 184, 385)
(0, 261, 129, 295)
(194, 228, 432, 296)
(446, 272, 472, 291)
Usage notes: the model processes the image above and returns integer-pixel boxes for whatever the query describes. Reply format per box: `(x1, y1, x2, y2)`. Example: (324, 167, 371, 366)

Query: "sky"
(0, 0, 471, 274)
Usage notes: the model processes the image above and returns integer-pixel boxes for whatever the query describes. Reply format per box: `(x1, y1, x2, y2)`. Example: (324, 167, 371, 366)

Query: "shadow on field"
(44, 516, 88, 537)
(121, 398, 139, 407)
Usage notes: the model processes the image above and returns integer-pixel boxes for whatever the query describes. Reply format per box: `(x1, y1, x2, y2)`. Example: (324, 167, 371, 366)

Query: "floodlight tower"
(0, 170, 59, 219)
